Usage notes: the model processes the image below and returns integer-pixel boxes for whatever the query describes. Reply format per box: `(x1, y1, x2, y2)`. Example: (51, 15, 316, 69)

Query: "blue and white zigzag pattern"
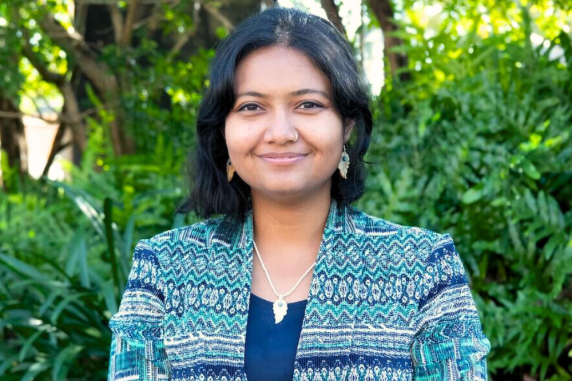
(108, 199, 490, 381)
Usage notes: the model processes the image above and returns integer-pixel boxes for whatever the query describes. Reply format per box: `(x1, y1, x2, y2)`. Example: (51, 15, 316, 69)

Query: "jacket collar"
(211, 198, 355, 250)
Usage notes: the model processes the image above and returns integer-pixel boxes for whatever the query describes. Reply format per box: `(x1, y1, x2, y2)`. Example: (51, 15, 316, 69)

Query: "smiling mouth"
(259, 154, 307, 165)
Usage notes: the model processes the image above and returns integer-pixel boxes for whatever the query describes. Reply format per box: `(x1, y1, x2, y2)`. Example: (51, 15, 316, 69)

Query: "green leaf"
(53, 345, 84, 381)
(521, 159, 541, 180)
(18, 330, 44, 362)
(523, 188, 537, 215)
(39, 292, 60, 316)
(50, 292, 91, 325)
(102, 280, 118, 316)
(104, 197, 121, 302)
(0, 253, 50, 282)
(508, 220, 525, 255)
(21, 362, 50, 381)
(544, 234, 562, 261)
(538, 190, 549, 223)
(462, 184, 484, 204)
(45, 179, 113, 241)
(0, 353, 19, 376)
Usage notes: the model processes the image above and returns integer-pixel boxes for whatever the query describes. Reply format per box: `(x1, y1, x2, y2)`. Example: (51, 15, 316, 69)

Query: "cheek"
(224, 119, 259, 160)
(305, 119, 344, 155)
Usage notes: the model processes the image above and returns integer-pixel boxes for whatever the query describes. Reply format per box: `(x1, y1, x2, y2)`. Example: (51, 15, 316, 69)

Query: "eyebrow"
(235, 88, 330, 99)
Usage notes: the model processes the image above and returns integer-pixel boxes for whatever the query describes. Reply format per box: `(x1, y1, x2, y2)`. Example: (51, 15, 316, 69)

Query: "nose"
(263, 107, 297, 145)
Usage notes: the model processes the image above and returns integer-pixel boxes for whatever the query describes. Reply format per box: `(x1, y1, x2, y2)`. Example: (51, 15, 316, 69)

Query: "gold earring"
(226, 159, 235, 182)
(338, 145, 350, 179)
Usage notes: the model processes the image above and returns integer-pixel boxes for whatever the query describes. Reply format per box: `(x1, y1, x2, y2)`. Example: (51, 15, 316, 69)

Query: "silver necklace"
(252, 240, 316, 324)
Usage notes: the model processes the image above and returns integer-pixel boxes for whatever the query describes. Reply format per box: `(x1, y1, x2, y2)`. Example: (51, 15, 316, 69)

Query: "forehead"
(234, 45, 331, 93)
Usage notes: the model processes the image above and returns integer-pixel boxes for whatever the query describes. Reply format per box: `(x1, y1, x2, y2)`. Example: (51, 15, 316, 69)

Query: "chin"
(256, 181, 309, 196)
(264, 183, 305, 194)
(257, 178, 329, 199)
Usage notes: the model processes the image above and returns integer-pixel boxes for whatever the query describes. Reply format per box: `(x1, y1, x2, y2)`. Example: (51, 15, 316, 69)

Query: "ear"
(344, 119, 356, 144)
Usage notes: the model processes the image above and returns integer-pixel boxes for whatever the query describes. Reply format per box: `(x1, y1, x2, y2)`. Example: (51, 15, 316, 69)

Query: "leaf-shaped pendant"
(226, 160, 235, 182)
(273, 295, 288, 324)
(338, 151, 350, 179)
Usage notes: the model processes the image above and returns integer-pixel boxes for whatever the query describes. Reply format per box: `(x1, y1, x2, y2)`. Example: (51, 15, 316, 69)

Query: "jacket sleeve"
(410, 233, 491, 381)
(107, 239, 171, 381)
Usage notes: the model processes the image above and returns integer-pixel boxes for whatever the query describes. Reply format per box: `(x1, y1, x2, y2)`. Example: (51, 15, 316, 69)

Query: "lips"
(259, 152, 307, 158)
(259, 152, 308, 165)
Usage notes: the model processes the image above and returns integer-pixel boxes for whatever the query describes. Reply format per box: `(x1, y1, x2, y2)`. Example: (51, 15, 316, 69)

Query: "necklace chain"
(252, 240, 316, 300)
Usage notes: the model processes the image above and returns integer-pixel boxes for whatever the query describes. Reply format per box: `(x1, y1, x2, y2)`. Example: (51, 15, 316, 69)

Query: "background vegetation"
(0, 0, 571, 380)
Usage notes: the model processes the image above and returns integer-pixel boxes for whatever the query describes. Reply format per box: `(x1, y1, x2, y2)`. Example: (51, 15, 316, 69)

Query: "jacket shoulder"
(145, 216, 224, 262)
(349, 206, 445, 261)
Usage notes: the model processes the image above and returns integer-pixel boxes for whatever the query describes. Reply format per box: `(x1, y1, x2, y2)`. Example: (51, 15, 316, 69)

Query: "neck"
(250, 190, 332, 266)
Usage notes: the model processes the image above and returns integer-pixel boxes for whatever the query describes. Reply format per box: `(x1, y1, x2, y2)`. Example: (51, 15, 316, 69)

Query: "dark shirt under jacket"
(244, 293, 307, 380)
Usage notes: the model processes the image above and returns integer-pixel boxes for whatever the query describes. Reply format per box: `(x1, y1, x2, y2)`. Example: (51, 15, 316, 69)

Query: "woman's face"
(224, 45, 354, 201)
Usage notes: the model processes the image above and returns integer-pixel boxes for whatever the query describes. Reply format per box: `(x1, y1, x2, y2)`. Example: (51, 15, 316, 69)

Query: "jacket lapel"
(292, 200, 360, 380)
(210, 199, 359, 379)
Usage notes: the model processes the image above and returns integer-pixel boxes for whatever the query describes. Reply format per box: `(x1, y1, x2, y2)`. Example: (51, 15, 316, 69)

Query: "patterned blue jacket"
(108, 199, 491, 381)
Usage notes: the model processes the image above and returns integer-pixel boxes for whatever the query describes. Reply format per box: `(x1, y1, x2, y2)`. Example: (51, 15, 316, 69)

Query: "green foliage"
(0, 135, 200, 379)
(357, 5, 572, 380)
(0, 2, 25, 99)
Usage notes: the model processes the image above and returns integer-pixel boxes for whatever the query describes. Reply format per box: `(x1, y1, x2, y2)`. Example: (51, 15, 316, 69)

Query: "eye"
(237, 103, 262, 112)
(298, 101, 323, 109)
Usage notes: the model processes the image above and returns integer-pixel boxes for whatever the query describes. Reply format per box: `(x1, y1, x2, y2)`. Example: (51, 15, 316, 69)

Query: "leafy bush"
(0, 132, 199, 380)
(357, 7, 572, 380)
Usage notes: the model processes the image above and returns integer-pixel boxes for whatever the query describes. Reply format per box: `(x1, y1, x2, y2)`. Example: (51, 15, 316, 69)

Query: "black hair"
(176, 6, 373, 223)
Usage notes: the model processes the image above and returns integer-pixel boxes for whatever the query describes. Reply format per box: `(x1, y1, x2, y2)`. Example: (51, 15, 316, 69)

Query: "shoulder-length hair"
(176, 6, 373, 223)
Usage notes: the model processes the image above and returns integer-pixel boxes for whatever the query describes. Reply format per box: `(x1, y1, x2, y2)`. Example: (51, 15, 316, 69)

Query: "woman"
(108, 6, 490, 381)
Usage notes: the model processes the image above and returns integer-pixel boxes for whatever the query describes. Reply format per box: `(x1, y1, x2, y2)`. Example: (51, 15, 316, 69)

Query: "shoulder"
(347, 205, 452, 263)
(143, 216, 225, 264)
(348, 207, 468, 298)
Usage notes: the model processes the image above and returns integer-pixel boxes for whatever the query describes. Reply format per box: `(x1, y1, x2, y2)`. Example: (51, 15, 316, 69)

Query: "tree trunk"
(42, 121, 68, 179)
(39, 9, 135, 156)
(0, 94, 28, 190)
(320, 0, 347, 37)
(367, 0, 410, 82)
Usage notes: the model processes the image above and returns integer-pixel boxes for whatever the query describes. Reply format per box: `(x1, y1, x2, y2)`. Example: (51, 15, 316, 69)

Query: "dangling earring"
(338, 145, 350, 179)
(226, 159, 235, 182)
